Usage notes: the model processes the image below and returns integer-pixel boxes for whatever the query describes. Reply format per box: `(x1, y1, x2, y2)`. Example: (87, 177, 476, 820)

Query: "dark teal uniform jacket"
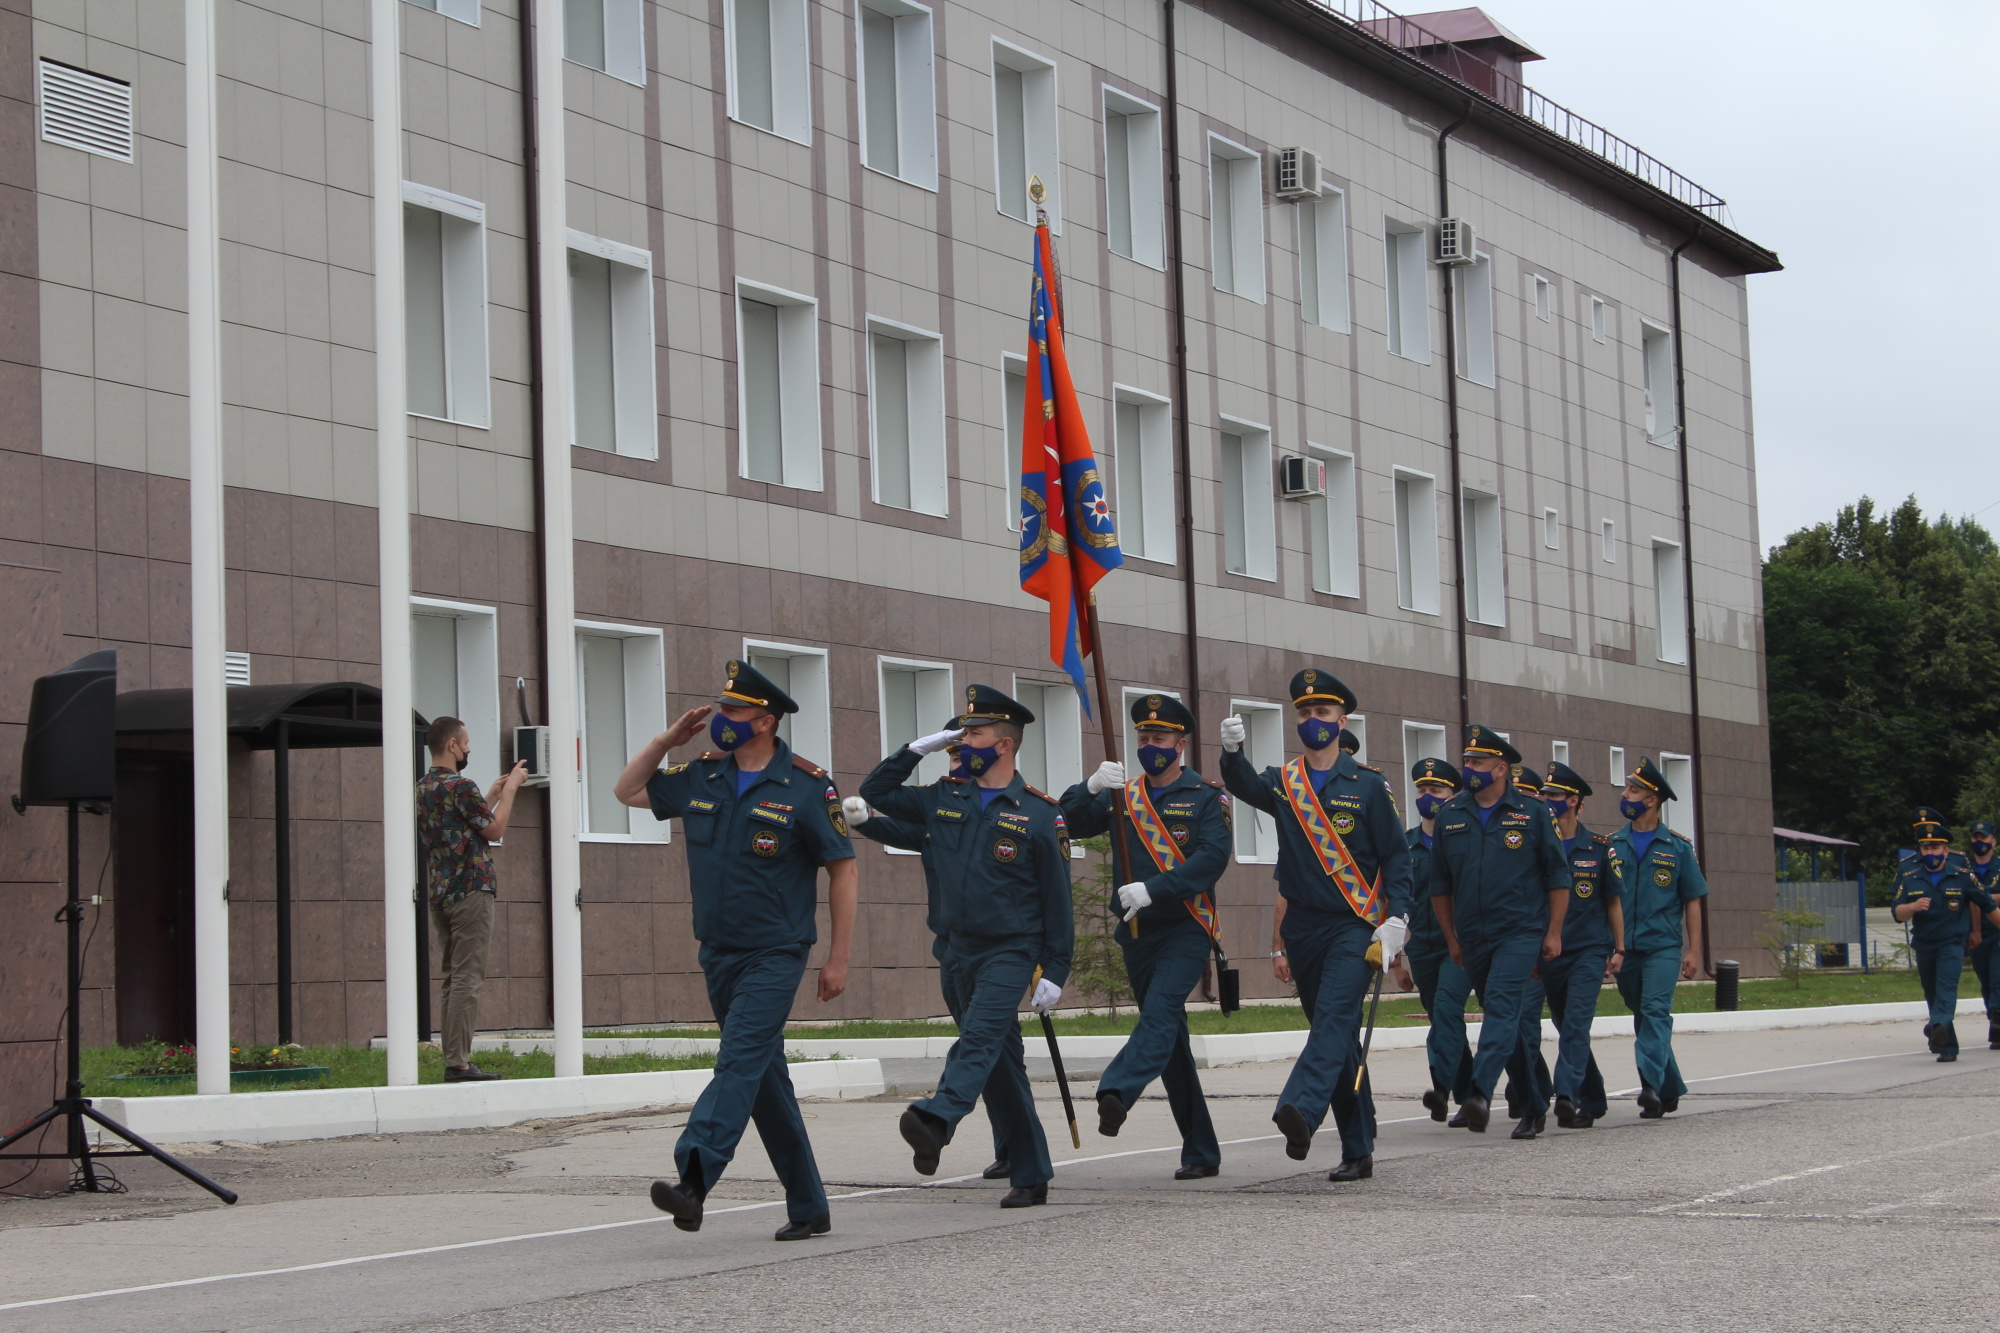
(1608, 824, 1706, 954)
(1407, 827, 1442, 953)
(1891, 853, 1997, 950)
(1428, 786, 1569, 942)
(1218, 749, 1411, 920)
(1559, 825, 1620, 952)
(1058, 770, 1230, 940)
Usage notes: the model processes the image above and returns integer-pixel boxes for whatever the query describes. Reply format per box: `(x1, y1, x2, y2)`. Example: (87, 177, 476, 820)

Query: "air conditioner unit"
(1436, 217, 1477, 266)
(1272, 147, 1322, 200)
(1280, 455, 1326, 500)
(512, 725, 552, 788)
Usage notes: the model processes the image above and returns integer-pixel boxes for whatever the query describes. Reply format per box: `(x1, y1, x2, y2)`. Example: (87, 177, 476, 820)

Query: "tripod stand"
(0, 800, 237, 1204)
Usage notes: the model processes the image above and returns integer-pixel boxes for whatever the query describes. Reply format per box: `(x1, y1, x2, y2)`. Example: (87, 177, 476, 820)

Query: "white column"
(371, 0, 419, 1087)
(534, 0, 584, 1078)
(184, 0, 231, 1098)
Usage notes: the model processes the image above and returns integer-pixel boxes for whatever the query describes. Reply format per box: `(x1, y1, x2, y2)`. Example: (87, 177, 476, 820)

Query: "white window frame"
(1609, 745, 1627, 789)
(566, 230, 657, 459)
(1344, 713, 1369, 765)
(1454, 252, 1495, 387)
(1601, 517, 1618, 564)
(402, 182, 491, 429)
(1542, 507, 1561, 550)
(1218, 416, 1276, 582)
(575, 620, 669, 843)
(866, 316, 947, 516)
(1299, 185, 1351, 332)
(1113, 385, 1175, 564)
(1102, 87, 1165, 269)
(743, 639, 832, 767)
(991, 40, 1060, 231)
(1532, 273, 1551, 322)
(1641, 319, 1677, 444)
(564, 0, 645, 86)
(877, 657, 954, 850)
(856, 0, 937, 189)
(1590, 294, 1608, 343)
(412, 598, 501, 792)
(1307, 444, 1359, 598)
(1551, 739, 1570, 767)
(1652, 538, 1688, 665)
(1461, 488, 1505, 627)
(1011, 677, 1084, 824)
(406, 0, 482, 24)
(1660, 752, 1695, 841)
(1401, 720, 1448, 817)
(1230, 699, 1283, 863)
(1207, 135, 1265, 302)
(1394, 466, 1440, 615)
(1384, 220, 1431, 363)
(735, 279, 822, 491)
(1002, 351, 1028, 532)
(727, 0, 812, 143)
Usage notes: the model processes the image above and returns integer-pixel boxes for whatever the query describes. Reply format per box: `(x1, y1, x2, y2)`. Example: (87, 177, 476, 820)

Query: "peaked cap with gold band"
(1288, 666, 1356, 712)
(950, 682, 1036, 730)
(1912, 806, 1951, 843)
(1510, 764, 1542, 796)
(1542, 761, 1593, 799)
(1462, 723, 1521, 766)
(1626, 755, 1677, 804)
(1131, 692, 1195, 733)
(714, 658, 799, 715)
(1410, 756, 1462, 791)
(1338, 727, 1361, 756)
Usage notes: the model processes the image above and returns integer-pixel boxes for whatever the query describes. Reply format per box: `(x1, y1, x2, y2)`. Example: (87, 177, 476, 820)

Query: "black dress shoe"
(1503, 1086, 1521, 1121)
(1571, 1112, 1596, 1129)
(1000, 1183, 1048, 1208)
(649, 1179, 704, 1233)
(1660, 1096, 1680, 1114)
(1987, 1019, 1999, 1050)
(1510, 1113, 1544, 1141)
(1273, 1103, 1314, 1161)
(1097, 1091, 1127, 1138)
(1938, 1052, 1958, 1063)
(444, 1063, 501, 1082)
(1925, 1023, 1944, 1054)
(1637, 1085, 1664, 1119)
(1458, 1093, 1491, 1133)
(774, 1213, 830, 1241)
(900, 1106, 946, 1176)
(1447, 1105, 1472, 1128)
(1422, 1089, 1449, 1122)
(981, 1156, 1012, 1180)
(1553, 1096, 1577, 1128)
(1174, 1163, 1219, 1180)
(1327, 1155, 1373, 1182)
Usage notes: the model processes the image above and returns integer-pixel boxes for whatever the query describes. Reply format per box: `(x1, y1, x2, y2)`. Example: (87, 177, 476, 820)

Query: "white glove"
(1220, 715, 1247, 753)
(1116, 881, 1152, 920)
(1031, 978, 1062, 1014)
(908, 728, 964, 757)
(1087, 760, 1127, 794)
(841, 796, 872, 828)
(1372, 916, 1410, 965)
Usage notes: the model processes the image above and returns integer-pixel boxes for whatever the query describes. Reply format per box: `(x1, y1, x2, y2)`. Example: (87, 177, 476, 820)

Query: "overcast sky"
(1467, 0, 1997, 551)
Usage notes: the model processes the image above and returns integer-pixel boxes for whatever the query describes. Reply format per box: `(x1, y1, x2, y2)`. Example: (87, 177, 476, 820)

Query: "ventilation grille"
(224, 652, 252, 687)
(38, 60, 134, 163)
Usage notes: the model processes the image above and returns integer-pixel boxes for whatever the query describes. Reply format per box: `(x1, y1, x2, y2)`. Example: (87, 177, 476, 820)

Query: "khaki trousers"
(431, 890, 495, 1068)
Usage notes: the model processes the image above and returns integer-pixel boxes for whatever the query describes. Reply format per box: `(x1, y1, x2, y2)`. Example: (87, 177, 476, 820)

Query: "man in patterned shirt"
(416, 716, 528, 1082)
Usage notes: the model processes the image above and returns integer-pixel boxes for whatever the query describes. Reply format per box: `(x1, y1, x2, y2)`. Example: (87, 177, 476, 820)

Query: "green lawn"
(81, 1043, 715, 1098)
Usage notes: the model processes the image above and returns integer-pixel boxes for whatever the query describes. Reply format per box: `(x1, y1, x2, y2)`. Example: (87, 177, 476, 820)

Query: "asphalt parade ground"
(2, 1020, 1996, 1332)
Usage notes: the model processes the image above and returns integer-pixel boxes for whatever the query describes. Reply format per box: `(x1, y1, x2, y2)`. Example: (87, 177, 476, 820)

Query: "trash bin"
(1715, 959, 1740, 1011)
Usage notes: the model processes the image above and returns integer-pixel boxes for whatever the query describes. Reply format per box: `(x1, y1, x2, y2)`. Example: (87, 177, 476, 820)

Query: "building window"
(1551, 739, 1570, 767)
(1207, 136, 1264, 301)
(1642, 321, 1676, 443)
(1394, 468, 1440, 614)
(565, 0, 645, 85)
(1601, 517, 1618, 563)
(1533, 274, 1551, 322)
(1002, 353, 1027, 531)
(992, 40, 1058, 227)
(1113, 387, 1174, 563)
(868, 319, 947, 515)
(1219, 420, 1275, 581)
(1384, 221, 1431, 362)
(1401, 720, 1447, 816)
(567, 231, 657, 458)
(1012, 678, 1083, 801)
(1461, 489, 1505, 626)
(1609, 745, 1626, 787)
(1454, 253, 1495, 387)
(406, 0, 482, 22)
(1102, 89, 1165, 268)
(1660, 752, 1694, 839)
(1344, 714, 1369, 764)
(402, 183, 490, 429)
(1230, 700, 1283, 862)
(728, 0, 811, 142)
(1542, 507, 1561, 550)
(1299, 187, 1351, 332)
(1653, 540, 1687, 664)
(857, 0, 936, 188)
(878, 659, 954, 801)
(576, 622, 669, 841)
(744, 640, 832, 765)
(736, 281, 822, 490)
(1307, 446, 1359, 597)
(414, 599, 501, 790)
(1590, 294, 1608, 343)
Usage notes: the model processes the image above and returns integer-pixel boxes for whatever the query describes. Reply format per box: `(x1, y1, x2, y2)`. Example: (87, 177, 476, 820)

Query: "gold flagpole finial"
(1029, 174, 1047, 225)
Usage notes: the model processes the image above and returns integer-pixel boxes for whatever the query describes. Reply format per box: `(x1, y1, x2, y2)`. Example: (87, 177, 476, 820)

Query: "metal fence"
(1775, 881, 1861, 944)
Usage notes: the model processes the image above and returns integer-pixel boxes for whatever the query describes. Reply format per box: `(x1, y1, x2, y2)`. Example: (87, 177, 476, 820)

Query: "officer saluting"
(612, 659, 856, 1241)
(1220, 667, 1410, 1183)
(1891, 808, 2000, 1062)
(1391, 758, 1473, 1123)
(1540, 762, 1623, 1128)
(861, 685, 1074, 1208)
(1428, 725, 1568, 1136)
(1061, 693, 1231, 1179)
(1608, 757, 1703, 1116)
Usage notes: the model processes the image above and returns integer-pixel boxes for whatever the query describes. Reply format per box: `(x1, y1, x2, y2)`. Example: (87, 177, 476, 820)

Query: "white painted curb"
(87, 1058, 885, 1147)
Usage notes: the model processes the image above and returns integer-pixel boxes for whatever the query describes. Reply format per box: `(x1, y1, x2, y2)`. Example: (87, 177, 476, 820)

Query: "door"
(113, 751, 197, 1046)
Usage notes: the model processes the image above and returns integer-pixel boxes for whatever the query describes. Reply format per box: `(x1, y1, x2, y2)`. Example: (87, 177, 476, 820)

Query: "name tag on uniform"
(748, 806, 793, 827)
(686, 798, 719, 813)
(1441, 820, 1470, 833)
(935, 807, 966, 821)
(1161, 803, 1196, 816)
(1328, 796, 1364, 811)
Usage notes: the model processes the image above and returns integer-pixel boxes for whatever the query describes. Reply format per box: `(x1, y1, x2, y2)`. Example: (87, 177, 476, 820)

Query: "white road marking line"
(1645, 1127, 2000, 1216)
(1606, 1045, 1926, 1099)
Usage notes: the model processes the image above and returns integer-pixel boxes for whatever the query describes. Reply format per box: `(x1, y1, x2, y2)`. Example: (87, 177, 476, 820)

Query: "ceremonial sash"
(1280, 758, 1384, 924)
(1122, 776, 1220, 942)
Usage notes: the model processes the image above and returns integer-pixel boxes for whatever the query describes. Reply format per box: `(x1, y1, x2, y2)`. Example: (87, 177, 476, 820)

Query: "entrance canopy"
(115, 682, 428, 750)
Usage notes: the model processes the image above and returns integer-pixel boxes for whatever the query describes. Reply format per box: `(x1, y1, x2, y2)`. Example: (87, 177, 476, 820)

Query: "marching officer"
(861, 685, 1074, 1208)
(1539, 761, 1623, 1128)
(1428, 725, 1568, 1136)
(1220, 667, 1411, 1182)
(1965, 819, 2000, 1050)
(612, 659, 856, 1241)
(1891, 808, 2000, 1062)
(1608, 757, 1704, 1116)
(1060, 693, 1231, 1178)
(1500, 765, 1555, 1134)
(1391, 757, 1474, 1123)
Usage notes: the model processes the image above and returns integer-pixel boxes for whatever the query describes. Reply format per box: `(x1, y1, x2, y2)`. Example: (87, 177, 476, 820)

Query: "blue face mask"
(1137, 743, 1179, 777)
(1415, 792, 1447, 819)
(946, 748, 968, 779)
(1297, 717, 1340, 751)
(1619, 796, 1647, 821)
(710, 712, 755, 752)
(1921, 850, 1947, 871)
(1462, 765, 1491, 792)
(1973, 840, 1995, 858)
(1546, 797, 1570, 821)
(959, 743, 1001, 778)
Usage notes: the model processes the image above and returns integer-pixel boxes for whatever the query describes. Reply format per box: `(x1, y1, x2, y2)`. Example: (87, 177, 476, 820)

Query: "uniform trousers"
(1539, 948, 1610, 1116)
(1276, 909, 1377, 1162)
(915, 940, 1054, 1189)
(1460, 931, 1545, 1103)
(675, 944, 829, 1225)
(1616, 947, 1689, 1099)
(1097, 923, 1220, 1168)
(1915, 941, 1966, 1056)
(1970, 934, 2000, 1026)
(1407, 945, 1473, 1104)
(1502, 973, 1553, 1119)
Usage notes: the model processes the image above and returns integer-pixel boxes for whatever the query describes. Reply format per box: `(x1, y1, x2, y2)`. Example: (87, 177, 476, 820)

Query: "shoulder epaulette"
(1022, 784, 1060, 808)
(1203, 777, 1225, 790)
(697, 751, 723, 761)
(1592, 832, 1611, 845)
(791, 754, 828, 778)
(1360, 762, 1382, 774)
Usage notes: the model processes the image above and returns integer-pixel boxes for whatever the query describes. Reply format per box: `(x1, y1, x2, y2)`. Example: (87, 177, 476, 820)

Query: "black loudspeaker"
(17, 648, 117, 806)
